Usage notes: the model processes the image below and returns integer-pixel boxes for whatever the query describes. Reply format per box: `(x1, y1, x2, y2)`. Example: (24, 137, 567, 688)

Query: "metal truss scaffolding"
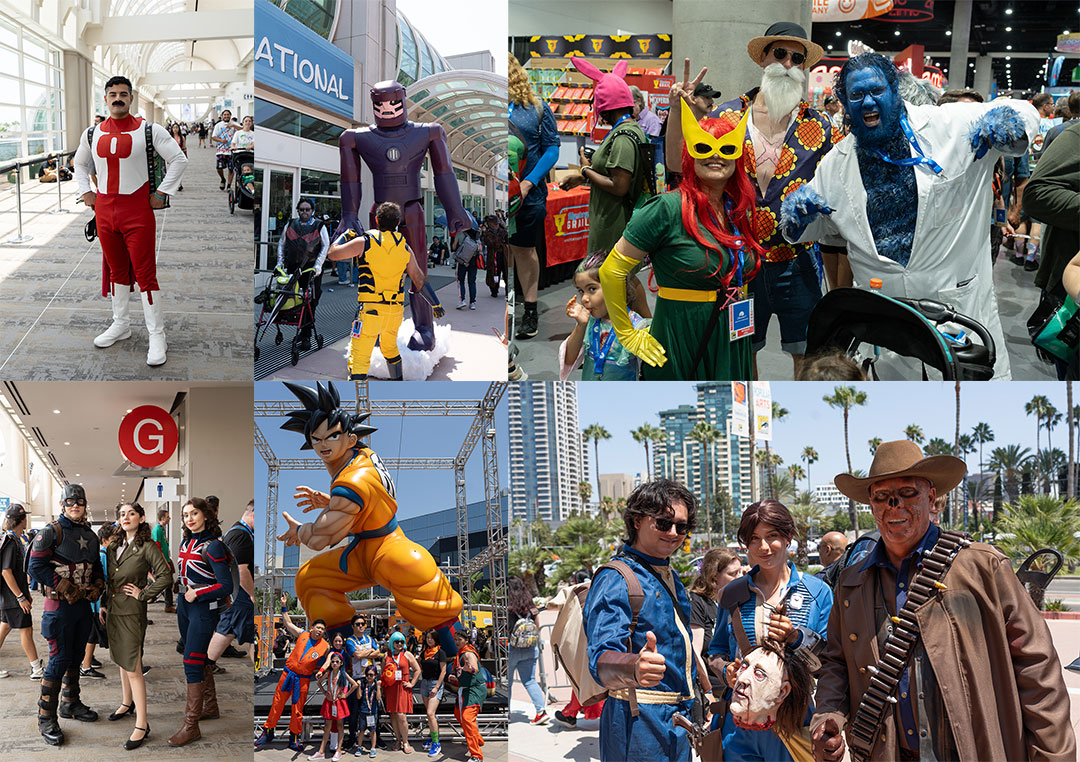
(255, 381, 508, 679)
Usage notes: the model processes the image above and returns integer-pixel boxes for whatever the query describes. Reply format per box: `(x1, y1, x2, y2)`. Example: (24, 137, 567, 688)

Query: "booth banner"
(544, 185, 590, 266)
(880, 0, 934, 22)
(811, 0, 893, 22)
(528, 34, 672, 59)
(254, 0, 354, 120)
(753, 382, 772, 441)
(732, 382, 749, 438)
(809, 56, 944, 94)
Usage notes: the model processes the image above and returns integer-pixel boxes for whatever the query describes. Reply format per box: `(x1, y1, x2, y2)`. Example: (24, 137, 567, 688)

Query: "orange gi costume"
(263, 631, 330, 734)
(453, 643, 486, 761)
(295, 447, 463, 635)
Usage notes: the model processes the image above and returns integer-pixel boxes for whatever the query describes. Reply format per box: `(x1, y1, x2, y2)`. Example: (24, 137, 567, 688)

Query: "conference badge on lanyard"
(726, 236, 753, 341)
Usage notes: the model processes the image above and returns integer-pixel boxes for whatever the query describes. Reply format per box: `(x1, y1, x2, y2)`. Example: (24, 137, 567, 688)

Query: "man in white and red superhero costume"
(74, 75, 187, 367)
(336, 80, 472, 352)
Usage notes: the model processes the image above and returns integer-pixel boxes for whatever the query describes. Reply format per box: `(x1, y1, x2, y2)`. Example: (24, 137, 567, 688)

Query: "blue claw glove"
(780, 185, 833, 242)
(417, 282, 445, 318)
(968, 105, 1026, 160)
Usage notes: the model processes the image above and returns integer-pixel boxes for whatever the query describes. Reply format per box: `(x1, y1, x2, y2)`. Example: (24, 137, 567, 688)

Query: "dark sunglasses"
(653, 516, 690, 535)
(771, 47, 806, 66)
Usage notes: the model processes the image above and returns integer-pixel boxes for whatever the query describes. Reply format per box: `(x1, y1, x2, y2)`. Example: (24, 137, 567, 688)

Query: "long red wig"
(678, 117, 765, 286)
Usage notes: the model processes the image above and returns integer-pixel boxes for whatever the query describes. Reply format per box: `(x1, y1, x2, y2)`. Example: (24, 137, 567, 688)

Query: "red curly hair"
(678, 116, 765, 285)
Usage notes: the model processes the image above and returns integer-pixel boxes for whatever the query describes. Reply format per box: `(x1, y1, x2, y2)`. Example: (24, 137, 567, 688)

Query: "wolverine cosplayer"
(276, 382, 463, 653)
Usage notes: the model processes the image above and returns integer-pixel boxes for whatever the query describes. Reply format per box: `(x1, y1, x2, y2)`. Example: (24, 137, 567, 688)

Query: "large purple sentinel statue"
(337, 81, 472, 350)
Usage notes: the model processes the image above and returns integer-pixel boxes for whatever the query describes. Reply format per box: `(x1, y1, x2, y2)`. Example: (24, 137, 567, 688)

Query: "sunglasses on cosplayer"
(653, 516, 691, 535)
(771, 47, 806, 66)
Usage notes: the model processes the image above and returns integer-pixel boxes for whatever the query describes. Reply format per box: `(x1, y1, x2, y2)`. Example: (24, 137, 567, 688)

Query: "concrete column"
(63, 50, 94, 149)
(973, 54, 993, 97)
(948, 0, 973, 90)
(181, 385, 254, 531)
(672, 0, 810, 107)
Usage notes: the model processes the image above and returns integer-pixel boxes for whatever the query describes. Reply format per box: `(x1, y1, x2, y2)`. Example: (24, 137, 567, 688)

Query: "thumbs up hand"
(634, 631, 667, 688)
(812, 717, 845, 762)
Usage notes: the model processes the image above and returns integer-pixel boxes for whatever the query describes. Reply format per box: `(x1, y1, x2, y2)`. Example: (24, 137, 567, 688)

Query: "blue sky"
(254, 382, 507, 568)
(575, 382, 1076, 489)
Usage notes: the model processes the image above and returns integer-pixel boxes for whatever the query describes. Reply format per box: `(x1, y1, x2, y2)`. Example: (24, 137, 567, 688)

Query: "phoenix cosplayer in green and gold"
(276, 382, 463, 653)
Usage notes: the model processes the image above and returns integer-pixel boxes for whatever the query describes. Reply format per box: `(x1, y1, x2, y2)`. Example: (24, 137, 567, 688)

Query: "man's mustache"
(112, 101, 125, 106)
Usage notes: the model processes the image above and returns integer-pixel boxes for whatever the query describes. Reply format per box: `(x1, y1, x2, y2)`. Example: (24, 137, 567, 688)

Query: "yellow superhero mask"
(681, 99, 750, 160)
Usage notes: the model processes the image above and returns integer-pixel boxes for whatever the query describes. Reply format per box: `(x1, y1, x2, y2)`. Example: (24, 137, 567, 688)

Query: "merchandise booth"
(807, 43, 947, 108)
(513, 34, 673, 285)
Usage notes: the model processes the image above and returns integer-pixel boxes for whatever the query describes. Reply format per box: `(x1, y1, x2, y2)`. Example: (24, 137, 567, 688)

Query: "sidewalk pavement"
(509, 612, 1080, 761)
(255, 736, 508, 762)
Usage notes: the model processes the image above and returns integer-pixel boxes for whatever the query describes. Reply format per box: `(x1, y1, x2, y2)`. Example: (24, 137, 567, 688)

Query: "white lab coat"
(788, 99, 1039, 380)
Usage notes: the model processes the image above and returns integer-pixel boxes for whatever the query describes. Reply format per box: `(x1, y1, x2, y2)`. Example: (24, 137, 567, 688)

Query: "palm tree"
(788, 463, 806, 487)
(556, 515, 606, 547)
(1045, 405, 1063, 458)
(509, 544, 553, 595)
(631, 423, 665, 480)
(688, 421, 722, 545)
(578, 480, 592, 508)
(768, 403, 789, 490)
(1033, 449, 1066, 495)
(988, 444, 1033, 513)
(1025, 395, 1051, 455)
(924, 437, 953, 456)
(771, 472, 797, 504)
(600, 496, 615, 524)
(904, 424, 925, 444)
(824, 386, 868, 533)
(954, 379, 961, 466)
(801, 446, 818, 493)
(996, 494, 1080, 608)
(956, 433, 976, 463)
(972, 422, 995, 479)
(583, 424, 611, 505)
(868, 437, 882, 456)
(790, 494, 826, 568)
(1068, 383, 1075, 500)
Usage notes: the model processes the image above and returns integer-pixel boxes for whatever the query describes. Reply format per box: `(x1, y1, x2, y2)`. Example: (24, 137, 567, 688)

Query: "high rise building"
(653, 383, 752, 518)
(509, 383, 584, 524)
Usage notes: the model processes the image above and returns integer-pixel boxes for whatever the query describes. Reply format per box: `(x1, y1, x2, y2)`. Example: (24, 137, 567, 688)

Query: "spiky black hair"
(280, 382, 377, 449)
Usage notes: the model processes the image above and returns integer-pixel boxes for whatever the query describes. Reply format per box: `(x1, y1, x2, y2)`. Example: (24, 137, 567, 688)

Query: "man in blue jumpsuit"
(583, 479, 708, 762)
(27, 484, 105, 746)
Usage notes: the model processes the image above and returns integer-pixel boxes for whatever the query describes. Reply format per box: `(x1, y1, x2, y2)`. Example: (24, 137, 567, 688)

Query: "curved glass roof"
(278, 0, 339, 39)
(395, 11, 450, 88)
(408, 72, 506, 174)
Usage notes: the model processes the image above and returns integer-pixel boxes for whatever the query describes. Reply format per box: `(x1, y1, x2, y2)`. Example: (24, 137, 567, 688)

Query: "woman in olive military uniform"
(102, 502, 172, 750)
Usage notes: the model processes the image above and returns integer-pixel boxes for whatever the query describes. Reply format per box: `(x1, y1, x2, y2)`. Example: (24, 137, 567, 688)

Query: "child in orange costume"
(277, 382, 464, 654)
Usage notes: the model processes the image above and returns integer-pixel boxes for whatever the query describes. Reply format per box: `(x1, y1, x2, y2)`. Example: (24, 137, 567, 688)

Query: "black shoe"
(1024, 257, 1039, 271)
(90, 658, 102, 668)
(79, 667, 106, 680)
(297, 336, 312, 351)
(1011, 254, 1026, 266)
(142, 665, 151, 675)
(213, 663, 226, 674)
(222, 644, 247, 659)
(124, 725, 149, 750)
(515, 310, 538, 340)
(220, 181, 226, 190)
(59, 701, 99, 721)
(39, 716, 64, 746)
(349, 373, 367, 381)
(176, 640, 184, 654)
(109, 702, 134, 721)
(554, 710, 577, 727)
(254, 727, 273, 749)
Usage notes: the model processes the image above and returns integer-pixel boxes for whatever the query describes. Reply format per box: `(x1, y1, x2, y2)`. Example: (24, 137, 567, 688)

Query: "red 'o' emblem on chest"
(97, 133, 133, 159)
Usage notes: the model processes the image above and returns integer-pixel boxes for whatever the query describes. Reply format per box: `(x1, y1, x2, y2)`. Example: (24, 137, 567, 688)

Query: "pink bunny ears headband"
(570, 58, 634, 114)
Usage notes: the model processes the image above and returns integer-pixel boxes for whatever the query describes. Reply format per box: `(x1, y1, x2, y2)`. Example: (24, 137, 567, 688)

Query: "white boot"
(93, 289, 132, 347)
(141, 292, 168, 366)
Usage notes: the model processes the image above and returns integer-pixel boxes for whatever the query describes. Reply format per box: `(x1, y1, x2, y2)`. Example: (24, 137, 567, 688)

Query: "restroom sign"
(119, 406, 178, 468)
(142, 477, 179, 502)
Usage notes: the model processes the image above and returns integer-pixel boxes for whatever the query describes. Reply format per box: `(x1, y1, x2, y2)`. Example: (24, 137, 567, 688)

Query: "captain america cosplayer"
(27, 484, 105, 746)
(168, 497, 234, 747)
(275, 382, 464, 654)
(327, 201, 445, 380)
(336, 80, 472, 352)
(583, 480, 711, 762)
(73, 75, 187, 367)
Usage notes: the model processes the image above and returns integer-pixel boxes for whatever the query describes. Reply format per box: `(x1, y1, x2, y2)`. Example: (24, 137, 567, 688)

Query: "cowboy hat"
(747, 21, 825, 68)
(834, 440, 966, 504)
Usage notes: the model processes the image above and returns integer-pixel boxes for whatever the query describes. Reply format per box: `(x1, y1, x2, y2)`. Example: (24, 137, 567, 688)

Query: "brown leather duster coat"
(811, 541, 1075, 761)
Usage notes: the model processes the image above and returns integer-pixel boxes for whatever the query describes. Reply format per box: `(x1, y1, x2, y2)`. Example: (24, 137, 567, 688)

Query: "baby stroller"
(804, 288, 997, 380)
(229, 149, 255, 214)
(253, 267, 324, 366)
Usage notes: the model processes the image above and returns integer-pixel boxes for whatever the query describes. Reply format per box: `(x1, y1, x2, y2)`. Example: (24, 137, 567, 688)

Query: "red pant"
(563, 690, 604, 720)
(263, 670, 311, 735)
(95, 186, 158, 296)
(455, 703, 483, 760)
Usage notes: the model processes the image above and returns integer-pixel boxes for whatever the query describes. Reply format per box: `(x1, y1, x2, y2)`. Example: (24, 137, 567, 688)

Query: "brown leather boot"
(168, 681, 203, 746)
(201, 662, 219, 719)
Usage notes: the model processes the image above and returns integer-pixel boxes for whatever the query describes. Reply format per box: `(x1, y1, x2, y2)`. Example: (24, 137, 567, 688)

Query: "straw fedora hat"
(834, 440, 966, 504)
(746, 21, 825, 69)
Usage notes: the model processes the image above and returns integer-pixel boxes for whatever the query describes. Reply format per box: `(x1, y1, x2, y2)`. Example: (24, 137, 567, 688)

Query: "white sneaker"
(0, 669, 9, 679)
(29, 659, 43, 680)
(141, 292, 167, 366)
(456, 300, 467, 309)
(469, 302, 477, 310)
(308, 753, 325, 761)
(94, 289, 133, 347)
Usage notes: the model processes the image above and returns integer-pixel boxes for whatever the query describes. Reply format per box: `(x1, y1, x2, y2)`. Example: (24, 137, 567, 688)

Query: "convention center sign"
(118, 406, 179, 469)
(254, 0, 355, 120)
(528, 35, 672, 60)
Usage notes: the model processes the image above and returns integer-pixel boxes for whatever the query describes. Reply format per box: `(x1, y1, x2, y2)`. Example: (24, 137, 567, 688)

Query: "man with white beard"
(667, 22, 834, 377)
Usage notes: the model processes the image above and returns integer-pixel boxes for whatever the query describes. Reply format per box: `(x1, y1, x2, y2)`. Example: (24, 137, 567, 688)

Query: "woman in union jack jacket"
(168, 497, 233, 748)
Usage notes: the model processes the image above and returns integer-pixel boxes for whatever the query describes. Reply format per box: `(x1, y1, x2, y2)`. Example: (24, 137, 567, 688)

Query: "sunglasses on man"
(771, 46, 806, 66)
(653, 516, 690, 535)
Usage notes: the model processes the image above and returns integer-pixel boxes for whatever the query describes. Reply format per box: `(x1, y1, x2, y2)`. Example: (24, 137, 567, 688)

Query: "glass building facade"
(0, 14, 65, 169)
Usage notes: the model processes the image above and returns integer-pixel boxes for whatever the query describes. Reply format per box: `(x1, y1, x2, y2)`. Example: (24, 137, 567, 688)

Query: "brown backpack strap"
(49, 520, 62, 546)
(730, 605, 754, 657)
(596, 559, 646, 717)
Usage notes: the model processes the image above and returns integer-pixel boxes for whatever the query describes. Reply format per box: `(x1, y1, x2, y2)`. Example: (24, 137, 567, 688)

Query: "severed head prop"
(371, 80, 407, 128)
(729, 639, 814, 735)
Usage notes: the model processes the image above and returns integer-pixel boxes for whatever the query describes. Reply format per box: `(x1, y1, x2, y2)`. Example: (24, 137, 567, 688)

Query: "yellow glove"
(598, 248, 667, 368)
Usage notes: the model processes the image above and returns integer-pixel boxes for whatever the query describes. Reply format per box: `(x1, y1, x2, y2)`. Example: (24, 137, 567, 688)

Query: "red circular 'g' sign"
(118, 406, 178, 468)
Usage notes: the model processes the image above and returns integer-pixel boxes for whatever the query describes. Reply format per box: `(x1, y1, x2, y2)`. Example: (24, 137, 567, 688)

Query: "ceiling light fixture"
(1006, 45, 1013, 50)
(1005, 7, 1013, 14)
(894, 30, 901, 36)
(52, 409, 60, 414)
(63, 441, 69, 445)
(946, 30, 952, 36)
(1005, 26, 1012, 32)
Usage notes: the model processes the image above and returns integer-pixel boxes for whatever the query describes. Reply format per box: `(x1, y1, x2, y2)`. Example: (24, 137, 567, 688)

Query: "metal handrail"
(2, 148, 79, 244)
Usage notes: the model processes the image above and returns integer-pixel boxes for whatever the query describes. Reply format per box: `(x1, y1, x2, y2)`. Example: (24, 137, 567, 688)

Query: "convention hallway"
(0, 143, 251, 380)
